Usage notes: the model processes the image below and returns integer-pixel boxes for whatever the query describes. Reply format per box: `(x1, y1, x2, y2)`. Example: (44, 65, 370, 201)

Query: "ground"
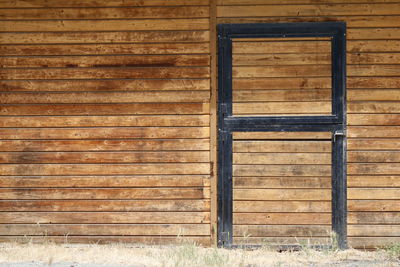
(0, 242, 399, 267)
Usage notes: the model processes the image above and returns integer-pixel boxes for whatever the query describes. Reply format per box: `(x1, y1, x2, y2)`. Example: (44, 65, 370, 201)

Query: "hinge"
(333, 130, 345, 142)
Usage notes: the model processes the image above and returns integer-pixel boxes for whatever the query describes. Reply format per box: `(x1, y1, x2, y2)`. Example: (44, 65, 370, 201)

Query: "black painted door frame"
(217, 22, 347, 249)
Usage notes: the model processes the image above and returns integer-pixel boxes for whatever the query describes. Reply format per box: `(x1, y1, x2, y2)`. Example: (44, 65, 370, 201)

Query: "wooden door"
(217, 22, 347, 249)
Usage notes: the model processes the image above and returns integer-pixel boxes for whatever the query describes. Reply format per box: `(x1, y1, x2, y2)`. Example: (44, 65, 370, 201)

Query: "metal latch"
(333, 130, 345, 142)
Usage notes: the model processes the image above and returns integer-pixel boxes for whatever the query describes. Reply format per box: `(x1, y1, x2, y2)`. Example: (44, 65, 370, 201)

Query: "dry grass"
(0, 240, 399, 267)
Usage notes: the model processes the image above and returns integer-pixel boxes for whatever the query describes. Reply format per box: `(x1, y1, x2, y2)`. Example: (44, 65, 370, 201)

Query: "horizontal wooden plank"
(349, 40, 400, 52)
(0, 139, 210, 152)
(347, 28, 400, 40)
(348, 53, 400, 64)
(348, 65, 400, 76)
(0, 163, 211, 175)
(234, 189, 331, 201)
(348, 152, 400, 163)
(233, 213, 331, 225)
(0, 67, 210, 80)
(348, 114, 400, 126)
(0, 115, 210, 128)
(233, 165, 331, 176)
(0, 199, 210, 212)
(0, 91, 210, 104)
(233, 153, 331, 164)
(0, 211, 210, 224)
(233, 89, 331, 102)
(233, 102, 331, 114)
(348, 139, 400, 151)
(0, 0, 209, 7)
(0, 236, 211, 246)
(0, 151, 210, 164)
(348, 188, 400, 200)
(234, 177, 331, 188)
(348, 200, 400, 212)
(348, 77, 400, 89)
(0, 55, 210, 68)
(349, 237, 400, 249)
(349, 224, 400, 237)
(218, 4, 400, 17)
(218, 16, 400, 28)
(233, 66, 330, 78)
(0, 127, 209, 139)
(0, 6, 209, 20)
(0, 188, 209, 200)
(348, 176, 400, 187)
(0, 19, 209, 32)
(348, 212, 400, 224)
(234, 225, 331, 237)
(0, 175, 209, 188)
(233, 140, 331, 153)
(217, 0, 400, 4)
(233, 132, 331, 140)
(348, 126, 400, 138)
(0, 79, 210, 92)
(0, 43, 210, 56)
(233, 237, 333, 246)
(233, 77, 331, 90)
(0, 103, 210, 115)
(0, 31, 210, 44)
(348, 163, 400, 175)
(348, 102, 400, 113)
(0, 224, 210, 236)
(348, 89, 400, 101)
(233, 54, 330, 66)
(233, 41, 330, 54)
(234, 201, 331, 213)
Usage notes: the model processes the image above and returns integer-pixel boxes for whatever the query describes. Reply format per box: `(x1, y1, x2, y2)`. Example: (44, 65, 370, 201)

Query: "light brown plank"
(0, 43, 209, 56)
(349, 225, 400, 236)
(348, 139, 400, 151)
(233, 41, 330, 54)
(0, 212, 210, 224)
(0, 139, 210, 152)
(233, 153, 331, 165)
(348, 53, 400, 64)
(348, 102, 400, 113)
(348, 163, 400, 175)
(0, 224, 210, 236)
(0, 6, 209, 19)
(348, 114, 400, 126)
(348, 89, 400, 101)
(349, 237, 400, 249)
(233, 132, 331, 140)
(348, 212, 400, 224)
(0, 91, 210, 104)
(234, 189, 331, 201)
(233, 165, 331, 176)
(348, 200, 400, 212)
(0, 199, 210, 212)
(348, 188, 400, 200)
(233, 102, 331, 115)
(217, 0, 400, 4)
(0, 188, 209, 200)
(0, 175, 209, 188)
(234, 201, 331, 213)
(233, 177, 331, 188)
(233, 66, 331, 78)
(348, 77, 400, 89)
(0, 67, 210, 80)
(0, 163, 211, 175)
(0, 115, 210, 128)
(0, 151, 210, 163)
(233, 140, 331, 153)
(233, 77, 331, 90)
(234, 225, 331, 237)
(0, 19, 209, 32)
(348, 176, 400, 187)
(0, 55, 210, 68)
(0, 31, 209, 44)
(0, 79, 210, 92)
(348, 152, 400, 163)
(348, 65, 400, 76)
(0, 0, 209, 7)
(233, 213, 331, 225)
(233, 54, 330, 66)
(0, 103, 210, 115)
(0, 127, 209, 139)
(233, 89, 331, 102)
(348, 126, 400, 138)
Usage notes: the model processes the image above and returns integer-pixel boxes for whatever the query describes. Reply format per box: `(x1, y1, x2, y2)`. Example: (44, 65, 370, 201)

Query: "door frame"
(217, 22, 347, 249)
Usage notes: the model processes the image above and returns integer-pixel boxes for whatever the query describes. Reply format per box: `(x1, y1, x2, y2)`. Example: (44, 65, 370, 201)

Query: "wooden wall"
(217, 0, 400, 249)
(0, 0, 399, 249)
(0, 0, 212, 245)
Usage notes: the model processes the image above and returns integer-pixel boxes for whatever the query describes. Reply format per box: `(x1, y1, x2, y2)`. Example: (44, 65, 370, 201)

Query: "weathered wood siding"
(0, 0, 211, 245)
(218, 0, 400, 249)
